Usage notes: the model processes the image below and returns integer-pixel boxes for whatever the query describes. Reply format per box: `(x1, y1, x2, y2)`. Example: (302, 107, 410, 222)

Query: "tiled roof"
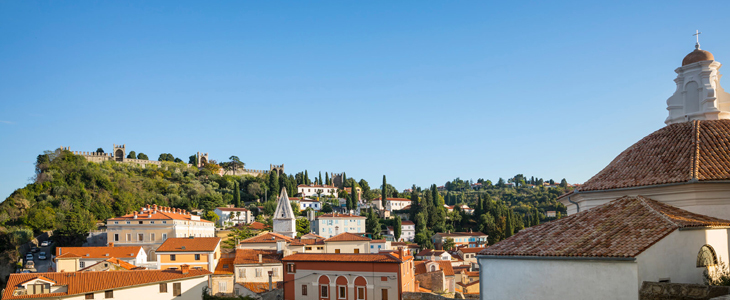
(435, 231, 487, 237)
(239, 282, 283, 293)
(282, 253, 404, 263)
(373, 197, 412, 202)
(300, 233, 324, 239)
(464, 271, 480, 277)
(289, 238, 325, 246)
(392, 242, 420, 248)
(239, 232, 293, 244)
(414, 260, 455, 276)
(297, 184, 337, 188)
(416, 250, 447, 257)
(480, 196, 730, 258)
(576, 120, 730, 192)
(371, 239, 387, 243)
(156, 237, 221, 252)
(401, 221, 415, 225)
(214, 258, 235, 275)
(217, 207, 249, 212)
(324, 232, 371, 242)
(233, 249, 283, 265)
(108, 206, 212, 223)
(79, 258, 138, 271)
(56, 246, 142, 259)
(2, 269, 210, 299)
(458, 247, 487, 253)
(247, 221, 270, 230)
(316, 213, 366, 219)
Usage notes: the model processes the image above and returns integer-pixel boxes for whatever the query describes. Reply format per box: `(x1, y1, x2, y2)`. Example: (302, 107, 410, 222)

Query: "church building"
(478, 40, 730, 300)
(273, 187, 297, 238)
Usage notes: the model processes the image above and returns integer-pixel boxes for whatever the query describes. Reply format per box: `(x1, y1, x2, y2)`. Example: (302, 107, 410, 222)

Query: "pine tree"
(381, 175, 387, 208)
(234, 181, 241, 207)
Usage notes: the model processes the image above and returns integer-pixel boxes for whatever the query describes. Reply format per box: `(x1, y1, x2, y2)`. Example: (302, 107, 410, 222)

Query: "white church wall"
(478, 257, 638, 300)
(636, 229, 730, 285)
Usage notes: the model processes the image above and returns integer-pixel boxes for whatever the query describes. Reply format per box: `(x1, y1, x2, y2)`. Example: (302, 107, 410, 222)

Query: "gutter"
(476, 255, 636, 262)
(567, 195, 579, 213)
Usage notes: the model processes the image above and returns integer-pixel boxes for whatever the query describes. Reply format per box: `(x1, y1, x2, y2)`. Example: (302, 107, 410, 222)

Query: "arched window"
(336, 276, 348, 300)
(355, 277, 367, 300)
(319, 275, 330, 299)
(697, 244, 718, 268)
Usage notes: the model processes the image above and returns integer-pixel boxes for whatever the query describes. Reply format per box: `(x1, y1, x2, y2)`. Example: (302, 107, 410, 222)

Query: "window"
(302, 285, 307, 296)
(354, 249, 360, 254)
(239, 268, 246, 278)
(195, 254, 200, 261)
(114, 221, 118, 224)
(305, 247, 312, 250)
(163, 233, 167, 240)
(287, 263, 296, 273)
(370, 245, 374, 249)
(321, 286, 328, 298)
(163, 221, 167, 224)
(335, 249, 340, 253)
(698, 245, 719, 267)
(339, 286, 346, 299)
(139, 221, 143, 225)
(382, 289, 388, 300)
(170, 254, 176, 261)
(151, 233, 155, 241)
(126, 221, 130, 224)
(255, 268, 262, 277)
(138, 233, 144, 241)
(80, 261, 85, 268)
(218, 281, 227, 292)
(114, 234, 119, 242)
(104, 290, 113, 298)
(173, 283, 181, 297)
(126, 234, 131, 241)
(160, 283, 168, 293)
(317, 247, 324, 250)
(357, 287, 365, 300)
(150, 221, 155, 224)
(85, 293, 94, 299)
(235, 289, 240, 296)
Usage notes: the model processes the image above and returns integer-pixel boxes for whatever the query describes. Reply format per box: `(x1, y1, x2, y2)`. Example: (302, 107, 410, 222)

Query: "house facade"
(155, 237, 221, 271)
(311, 213, 366, 238)
(55, 245, 147, 272)
(297, 184, 338, 197)
(432, 232, 487, 250)
(214, 207, 253, 227)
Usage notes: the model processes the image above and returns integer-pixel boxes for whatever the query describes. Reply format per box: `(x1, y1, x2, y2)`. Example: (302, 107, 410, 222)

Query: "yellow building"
(155, 237, 221, 271)
(106, 205, 215, 260)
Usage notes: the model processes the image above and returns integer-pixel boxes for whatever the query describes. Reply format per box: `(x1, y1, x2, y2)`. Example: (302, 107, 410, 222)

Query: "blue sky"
(1, 1, 729, 200)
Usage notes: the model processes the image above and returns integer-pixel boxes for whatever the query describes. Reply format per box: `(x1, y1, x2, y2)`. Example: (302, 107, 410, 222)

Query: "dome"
(577, 120, 730, 192)
(682, 48, 714, 66)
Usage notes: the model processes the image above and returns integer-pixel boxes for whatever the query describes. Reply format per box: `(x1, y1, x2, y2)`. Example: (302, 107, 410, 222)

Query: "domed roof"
(682, 47, 714, 66)
(577, 120, 730, 192)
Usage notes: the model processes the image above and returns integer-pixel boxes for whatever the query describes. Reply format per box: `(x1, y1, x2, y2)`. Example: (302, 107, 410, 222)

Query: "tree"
(189, 154, 197, 165)
(268, 171, 279, 195)
(394, 216, 402, 241)
(224, 226, 254, 248)
(204, 211, 220, 224)
(325, 172, 330, 185)
(234, 181, 241, 207)
(350, 181, 358, 211)
(560, 178, 568, 188)
(96, 148, 104, 153)
(304, 170, 310, 185)
(158, 153, 175, 162)
(296, 218, 310, 236)
(137, 153, 149, 160)
(443, 237, 456, 251)
(318, 171, 322, 185)
(366, 208, 382, 239)
(321, 202, 333, 213)
(381, 175, 387, 208)
(127, 151, 136, 159)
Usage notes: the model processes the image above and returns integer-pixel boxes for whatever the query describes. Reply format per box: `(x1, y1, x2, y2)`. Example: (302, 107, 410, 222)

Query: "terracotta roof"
(282, 253, 404, 263)
(416, 249, 447, 257)
(414, 260, 455, 276)
(481, 195, 730, 258)
(453, 265, 470, 272)
(79, 258, 138, 271)
(576, 120, 730, 192)
(401, 221, 415, 225)
(371, 239, 387, 243)
(108, 207, 212, 223)
(316, 213, 366, 219)
(55, 253, 81, 259)
(297, 184, 337, 188)
(300, 233, 324, 239)
(156, 237, 221, 252)
(247, 221, 270, 230)
(56, 246, 142, 259)
(418, 286, 432, 293)
(299, 199, 319, 203)
(233, 249, 283, 265)
(239, 282, 282, 293)
(373, 197, 412, 202)
(3, 269, 210, 299)
(457, 280, 480, 287)
(216, 207, 249, 212)
(435, 231, 487, 237)
(239, 232, 293, 244)
(458, 247, 487, 254)
(464, 271, 479, 277)
(392, 242, 420, 248)
(324, 232, 371, 242)
(290, 238, 325, 246)
(214, 258, 235, 275)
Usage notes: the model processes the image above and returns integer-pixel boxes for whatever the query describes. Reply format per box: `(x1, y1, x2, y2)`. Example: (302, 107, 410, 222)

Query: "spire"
(273, 187, 295, 220)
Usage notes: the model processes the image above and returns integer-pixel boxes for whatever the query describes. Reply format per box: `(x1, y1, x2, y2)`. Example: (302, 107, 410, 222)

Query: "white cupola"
(665, 39, 730, 125)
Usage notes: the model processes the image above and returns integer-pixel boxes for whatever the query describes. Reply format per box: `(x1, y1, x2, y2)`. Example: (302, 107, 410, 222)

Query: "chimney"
(133, 211, 138, 219)
(398, 247, 405, 259)
(180, 264, 189, 274)
(415, 280, 420, 289)
(258, 254, 263, 263)
(108, 242, 114, 247)
(146, 204, 150, 210)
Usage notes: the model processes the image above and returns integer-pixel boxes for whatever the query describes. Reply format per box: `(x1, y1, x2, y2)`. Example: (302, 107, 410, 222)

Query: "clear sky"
(1, 1, 729, 200)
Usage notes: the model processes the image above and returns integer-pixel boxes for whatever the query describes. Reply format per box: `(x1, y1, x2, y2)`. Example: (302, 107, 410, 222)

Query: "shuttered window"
(159, 283, 167, 293)
(173, 283, 181, 296)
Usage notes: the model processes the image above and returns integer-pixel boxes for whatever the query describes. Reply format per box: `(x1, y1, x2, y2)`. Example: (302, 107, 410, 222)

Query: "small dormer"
(15, 276, 64, 296)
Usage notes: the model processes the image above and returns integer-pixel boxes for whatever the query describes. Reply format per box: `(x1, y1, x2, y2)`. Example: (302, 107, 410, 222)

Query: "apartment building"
(55, 245, 146, 272)
(311, 213, 366, 238)
(281, 248, 416, 300)
(155, 237, 221, 271)
(297, 184, 338, 197)
(106, 205, 215, 259)
(2, 267, 210, 300)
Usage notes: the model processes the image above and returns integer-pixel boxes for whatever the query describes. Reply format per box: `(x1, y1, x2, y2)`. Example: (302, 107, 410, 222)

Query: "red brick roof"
(156, 237, 221, 252)
(576, 120, 730, 192)
(481, 196, 730, 258)
(324, 232, 371, 242)
(240, 282, 282, 293)
(416, 249, 447, 257)
(316, 213, 366, 219)
(247, 221, 270, 230)
(458, 247, 487, 254)
(401, 221, 415, 225)
(79, 258, 138, 271)
(233, 249, 283, 265)
(108, 206, 212, 223)
(3, 269, 210, 299)
(282, 253, 404, 263)
(239, 232, 293, 244)
(300, 233, 324, 239)
(56, 246, 142, 259)
(214, 258, 235, 275)
(414, 260, 455, 276)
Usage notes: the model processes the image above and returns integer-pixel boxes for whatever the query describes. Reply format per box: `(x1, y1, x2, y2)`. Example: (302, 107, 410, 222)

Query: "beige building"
(55, 245, 146, 272)
(155, 237, 221, 271)
(106, 204, 215, 260)
(214, 206, 253, 227)
(2, 267, 210, 300)
(311, 213, 366, 238)
(237, 232, 371, 255)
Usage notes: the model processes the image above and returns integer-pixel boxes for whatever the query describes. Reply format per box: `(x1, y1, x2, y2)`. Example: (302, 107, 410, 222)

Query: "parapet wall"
(640, 281, 730, 300)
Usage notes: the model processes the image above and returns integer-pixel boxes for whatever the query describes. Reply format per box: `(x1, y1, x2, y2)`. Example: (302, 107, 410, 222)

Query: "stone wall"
(640, 281, 730, 300)
(416, 271, 446, 293)
(403, 292, 454, 300)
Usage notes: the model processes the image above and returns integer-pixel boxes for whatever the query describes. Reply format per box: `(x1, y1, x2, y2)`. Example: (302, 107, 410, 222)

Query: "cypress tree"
(325, 172, 330, 185)
(505, 210, 514, 238)
(318, 171, 322, 185)
(234, 181, 241, 207)
(394, 216, 402, 241)
(351, 181, 358, 210)
(269, 170, 280, 196)
(304, 170, 310, 185)
(381, 175, 387, 208)
(342, 172, 347, 189)
(534, 208, 541, 225)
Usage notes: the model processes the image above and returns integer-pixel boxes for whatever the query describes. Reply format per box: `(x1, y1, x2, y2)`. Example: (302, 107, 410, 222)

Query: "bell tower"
(273, 187, 297, 238)
(666, 34, 730, 125)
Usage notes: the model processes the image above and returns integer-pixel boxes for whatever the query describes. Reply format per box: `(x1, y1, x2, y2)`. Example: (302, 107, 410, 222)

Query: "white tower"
(273, 187, 297, 238)
(666, 39, 730, 125)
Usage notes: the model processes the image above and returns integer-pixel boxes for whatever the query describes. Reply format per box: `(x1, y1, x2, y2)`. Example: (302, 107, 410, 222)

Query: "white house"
(214, 207, 253, 227)
(416, 249, 453, 261)
(478, 196, 730, 300)
(385, 221, 416, 242)
(297, 184, 337, 198)
(310, 213, 366, 238)
(372, 197, 412, 211)
(369, 239, 391, 253)
(291, 198, 321, 211)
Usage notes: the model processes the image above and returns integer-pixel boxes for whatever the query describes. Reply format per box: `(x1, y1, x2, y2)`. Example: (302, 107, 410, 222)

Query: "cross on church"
(694, 30, 702, 43)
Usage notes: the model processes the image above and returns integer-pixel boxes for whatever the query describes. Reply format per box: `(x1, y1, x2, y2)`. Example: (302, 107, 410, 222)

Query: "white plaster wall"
(298, 187, 337, 197)
(478, 258, 638, 300)
(636, 229, 730, 285)
(313, 218, 365, 238)
(60, 276, 208, 300)
(292, 270, 400, 300)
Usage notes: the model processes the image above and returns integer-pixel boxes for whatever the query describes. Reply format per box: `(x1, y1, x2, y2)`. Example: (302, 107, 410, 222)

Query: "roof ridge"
(634, 196, 679, 228)
(692, 120, 701, 180)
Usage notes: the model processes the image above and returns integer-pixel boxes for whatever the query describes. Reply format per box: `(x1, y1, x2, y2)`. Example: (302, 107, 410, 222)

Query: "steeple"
(273, 187, 297, 238)
(666, 37, 730, 125)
